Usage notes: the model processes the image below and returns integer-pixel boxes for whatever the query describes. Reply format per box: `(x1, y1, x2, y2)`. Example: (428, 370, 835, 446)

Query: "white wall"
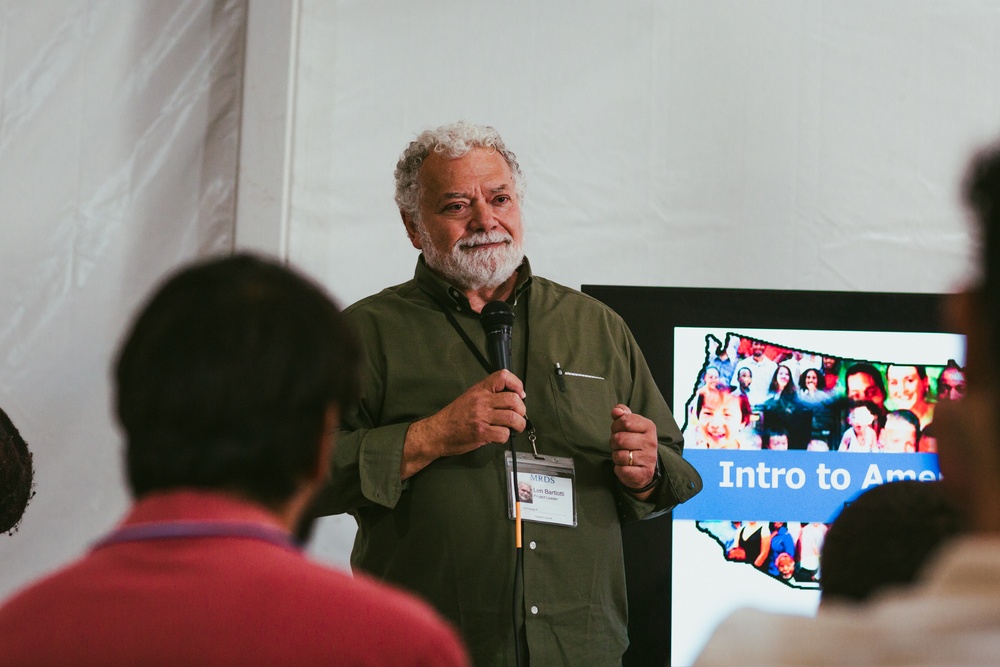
(289, 0, 1000, 312)
(287, 0, 1000, 565)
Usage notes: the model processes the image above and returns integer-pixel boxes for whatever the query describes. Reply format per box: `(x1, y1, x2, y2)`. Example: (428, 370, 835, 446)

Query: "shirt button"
(530, 606, 539, 615)
(529, 541, 537, 550)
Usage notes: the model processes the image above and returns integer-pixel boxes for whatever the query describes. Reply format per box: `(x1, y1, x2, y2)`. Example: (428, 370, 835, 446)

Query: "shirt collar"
(122, 489, 287, 532)
(414, 254, 533, 312)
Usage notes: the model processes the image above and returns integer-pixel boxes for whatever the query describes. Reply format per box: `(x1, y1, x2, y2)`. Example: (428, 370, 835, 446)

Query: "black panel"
(580, 285, 954, 667)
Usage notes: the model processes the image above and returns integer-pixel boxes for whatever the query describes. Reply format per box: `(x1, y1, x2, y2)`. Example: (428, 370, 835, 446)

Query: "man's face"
(698, 392, 744, 448)
(737, 368, 752, 390)
(937, 368, 966, 401)
(879, 416, 917, 453)
(403, 148, 524, 291)
(846, 372, 885, 409)
(751, 342, 766, 359)
(886, 365, 925, 410)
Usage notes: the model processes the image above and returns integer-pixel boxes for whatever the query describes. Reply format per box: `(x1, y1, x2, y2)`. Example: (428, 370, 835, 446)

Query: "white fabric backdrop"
(291, 0, 1000, 563)
(0, 0, 244, 599)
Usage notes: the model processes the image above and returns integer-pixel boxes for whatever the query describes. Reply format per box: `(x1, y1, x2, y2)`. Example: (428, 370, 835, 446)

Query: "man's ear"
(945, 290, 990, 389)
(310, 406, 340, 485)
(401, 210, 422, 250)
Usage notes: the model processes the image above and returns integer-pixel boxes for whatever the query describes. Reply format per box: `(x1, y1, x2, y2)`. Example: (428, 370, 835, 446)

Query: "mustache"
(456, 231, 513, 250)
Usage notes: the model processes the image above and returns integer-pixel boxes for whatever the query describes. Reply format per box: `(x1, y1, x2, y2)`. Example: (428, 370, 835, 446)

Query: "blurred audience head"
(820, 480, 965, 605)
(0, 406, 33, 535)
(936, 361, 966, 402)
(114, 254, 359, 512)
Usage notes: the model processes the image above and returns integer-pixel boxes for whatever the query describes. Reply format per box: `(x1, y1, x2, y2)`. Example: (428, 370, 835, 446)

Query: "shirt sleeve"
(309, 302, 412, 515)
(615, 319, 703, 521)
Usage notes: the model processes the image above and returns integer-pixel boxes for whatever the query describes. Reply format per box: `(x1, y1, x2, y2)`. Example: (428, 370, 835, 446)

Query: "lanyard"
(92, 520, 300, 552)
(421, 288, 531, 390)
(422, 286, 540, 457)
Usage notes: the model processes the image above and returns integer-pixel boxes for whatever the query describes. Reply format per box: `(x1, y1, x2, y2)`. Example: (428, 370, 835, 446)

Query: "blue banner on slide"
(673, 450, 941, 523)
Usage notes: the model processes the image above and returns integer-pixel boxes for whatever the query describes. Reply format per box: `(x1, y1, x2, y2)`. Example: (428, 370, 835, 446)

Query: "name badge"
(505, 452, 577, 527)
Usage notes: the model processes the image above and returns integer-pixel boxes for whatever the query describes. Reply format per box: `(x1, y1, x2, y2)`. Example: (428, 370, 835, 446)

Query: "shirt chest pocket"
(547, 371, 619, 455)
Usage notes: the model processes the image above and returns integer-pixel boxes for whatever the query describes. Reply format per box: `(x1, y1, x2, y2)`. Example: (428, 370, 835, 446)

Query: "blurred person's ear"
(934, 391, 1000, 532)
(944, 291, 990, 390)
(312, 406, 340, 485)
(290, 406, 340, 544)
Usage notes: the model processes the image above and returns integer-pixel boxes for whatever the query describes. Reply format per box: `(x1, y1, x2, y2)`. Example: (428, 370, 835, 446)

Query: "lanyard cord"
(422, 289, 530, 390)
(422, 286, 530, 667)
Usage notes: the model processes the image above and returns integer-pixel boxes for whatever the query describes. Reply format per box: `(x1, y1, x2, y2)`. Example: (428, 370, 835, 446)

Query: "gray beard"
(417, 226, 524, 291)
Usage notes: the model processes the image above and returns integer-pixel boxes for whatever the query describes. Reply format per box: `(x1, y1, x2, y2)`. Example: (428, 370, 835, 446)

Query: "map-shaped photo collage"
(678, 332, 965, 589)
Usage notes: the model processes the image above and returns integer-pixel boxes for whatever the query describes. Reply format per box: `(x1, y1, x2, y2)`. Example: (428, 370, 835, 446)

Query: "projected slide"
(670, 327, 965, 665)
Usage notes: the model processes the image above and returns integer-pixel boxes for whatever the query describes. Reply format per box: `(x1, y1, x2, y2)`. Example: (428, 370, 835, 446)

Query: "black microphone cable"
(480, 301, 525, 667)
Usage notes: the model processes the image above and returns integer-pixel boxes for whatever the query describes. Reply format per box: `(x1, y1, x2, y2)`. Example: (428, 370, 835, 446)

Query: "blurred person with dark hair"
(695, 137, 1000, 665)
(0, 255, 468, 667)
(699, 365, 721, 389)
(798, 367, 835, 445)
(936, 361, 966, 402)
(780, 349, 822, 387)
(798, 367, 827, 397)
(710, 341, 737, 385)
(837, 401, 879, 452)
(762, 364, 811, 448)
(734, 366, 753, 399)
(766, 364, 796, 402)
(0, 406, 33, 535)
(765, 429, 789, 450)
(844, 362, 887, 411)
(820, 356, 842, 393)
(819, 480, 965, 606)
(731, 340, 778, 408)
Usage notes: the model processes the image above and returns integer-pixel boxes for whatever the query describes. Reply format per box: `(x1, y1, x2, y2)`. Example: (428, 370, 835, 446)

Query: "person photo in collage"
(684, 333, 964, 588)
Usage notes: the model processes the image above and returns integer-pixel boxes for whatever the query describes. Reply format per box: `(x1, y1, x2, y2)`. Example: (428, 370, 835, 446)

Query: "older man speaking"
(312, 122, 702, 667)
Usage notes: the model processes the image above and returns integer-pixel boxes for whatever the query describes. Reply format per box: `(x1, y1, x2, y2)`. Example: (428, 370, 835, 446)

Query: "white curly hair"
(393, 121, 526, 218)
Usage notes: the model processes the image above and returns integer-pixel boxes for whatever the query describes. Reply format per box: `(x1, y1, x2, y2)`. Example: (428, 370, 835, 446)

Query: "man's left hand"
(610, 404, 659, 499)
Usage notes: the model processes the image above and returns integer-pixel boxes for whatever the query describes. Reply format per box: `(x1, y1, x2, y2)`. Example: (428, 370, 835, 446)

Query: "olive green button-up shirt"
(315, 257, 702, 667)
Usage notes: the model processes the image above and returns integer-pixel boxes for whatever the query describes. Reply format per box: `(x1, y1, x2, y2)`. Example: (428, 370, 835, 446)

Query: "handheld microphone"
(480, 301, 515, 372)
(482, 299, 524, 662)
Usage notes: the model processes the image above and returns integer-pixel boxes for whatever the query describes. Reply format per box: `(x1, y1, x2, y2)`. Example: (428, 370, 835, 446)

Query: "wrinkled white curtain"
(0, 0, 244, 598)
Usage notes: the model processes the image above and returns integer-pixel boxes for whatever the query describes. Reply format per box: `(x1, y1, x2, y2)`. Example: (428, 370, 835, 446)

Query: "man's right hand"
(400, 370, 527, 480)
